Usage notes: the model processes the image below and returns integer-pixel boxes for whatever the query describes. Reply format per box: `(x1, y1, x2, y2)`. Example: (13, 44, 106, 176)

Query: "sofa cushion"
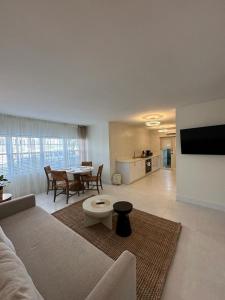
(0, 242, 43, 300)
(0, 226, 15, 253)
(0, 206, 114, 300)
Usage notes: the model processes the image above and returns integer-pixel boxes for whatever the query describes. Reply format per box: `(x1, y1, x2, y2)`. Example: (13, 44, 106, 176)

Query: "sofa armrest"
(0, 194, 36, 220)
(86, 250, 136, 300)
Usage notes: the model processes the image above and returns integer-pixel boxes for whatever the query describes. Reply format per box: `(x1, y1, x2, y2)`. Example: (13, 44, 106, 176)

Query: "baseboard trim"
(176, 194, 225, 212)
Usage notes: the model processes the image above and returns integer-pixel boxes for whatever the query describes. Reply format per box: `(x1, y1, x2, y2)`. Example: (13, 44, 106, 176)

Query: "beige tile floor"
(36, 169, 225, 300)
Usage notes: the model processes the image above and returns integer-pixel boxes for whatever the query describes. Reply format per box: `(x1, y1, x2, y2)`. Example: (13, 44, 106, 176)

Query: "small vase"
(0, 188, 3, 201)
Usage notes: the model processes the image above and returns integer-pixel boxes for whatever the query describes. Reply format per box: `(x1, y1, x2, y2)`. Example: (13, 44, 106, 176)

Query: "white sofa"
(0, 195, 136, 300)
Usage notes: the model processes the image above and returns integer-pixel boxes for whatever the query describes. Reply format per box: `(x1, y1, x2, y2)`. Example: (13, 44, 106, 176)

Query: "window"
(0, 137, 7, 175)
(0, 136, 83, 179)
(12, 137, 41, 176)
(0, 115, 87, 197)
(66, 138, 81, 167)
(43, 138, 64, 169)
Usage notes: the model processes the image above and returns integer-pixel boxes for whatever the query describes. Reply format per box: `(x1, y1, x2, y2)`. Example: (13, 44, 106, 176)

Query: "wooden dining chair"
(44, 165, 53, 194)
(82, 164, 103, 194)
(81, 161, 93, 188)
(81, 161, 93, 167)
(81, 161, 93, 175)
(51, 170, 85, 204)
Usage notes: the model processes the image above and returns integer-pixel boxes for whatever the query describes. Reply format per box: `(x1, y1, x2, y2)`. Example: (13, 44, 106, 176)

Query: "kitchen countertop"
(116, 155, 160, 163)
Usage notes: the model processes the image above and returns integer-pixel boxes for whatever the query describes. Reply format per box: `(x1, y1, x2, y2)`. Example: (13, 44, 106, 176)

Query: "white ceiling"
(0, 1, 225, 125)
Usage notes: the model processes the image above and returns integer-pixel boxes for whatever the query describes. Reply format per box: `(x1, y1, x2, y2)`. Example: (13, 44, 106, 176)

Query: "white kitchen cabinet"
(116, 155, 160, 184)
(130, 160, 145, 182)
(151, 156, 160, 172)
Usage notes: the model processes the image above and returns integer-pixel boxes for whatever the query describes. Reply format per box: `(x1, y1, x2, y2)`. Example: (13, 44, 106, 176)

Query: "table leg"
(84, 215, 99, 227)
(84, 213, 112, 230)
(116, 213, 132, 237)
(101, 213, 112, 230)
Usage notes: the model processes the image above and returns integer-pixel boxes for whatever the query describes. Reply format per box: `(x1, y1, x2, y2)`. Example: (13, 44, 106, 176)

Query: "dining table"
(62, 166, 94, 182)
(52, 166, 94, 195)
(65, 166, 94, 175)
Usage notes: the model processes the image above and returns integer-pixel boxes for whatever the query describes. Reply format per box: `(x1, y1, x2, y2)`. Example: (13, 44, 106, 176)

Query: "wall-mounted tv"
(180, 124, 225, 155)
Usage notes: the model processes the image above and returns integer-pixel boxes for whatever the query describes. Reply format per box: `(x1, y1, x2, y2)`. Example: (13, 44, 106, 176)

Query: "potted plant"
(0, 175, 9, 201)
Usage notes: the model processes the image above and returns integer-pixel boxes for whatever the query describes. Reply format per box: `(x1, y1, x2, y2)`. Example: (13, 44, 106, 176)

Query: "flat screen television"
(180, 124, 225, 155)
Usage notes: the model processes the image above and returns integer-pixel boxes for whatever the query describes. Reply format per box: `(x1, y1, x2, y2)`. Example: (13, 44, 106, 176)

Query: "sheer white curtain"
(78, 125, 88, 162)
(0, 114, 87, 197)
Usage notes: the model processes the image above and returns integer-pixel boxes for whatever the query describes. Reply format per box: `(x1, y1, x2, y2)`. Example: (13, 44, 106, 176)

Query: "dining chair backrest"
(81, 161, 93, 167)
(44, 165, 52, 179)
(51, 170, 68, 183)
(97, 164, 103, 178)
(81, 161, 93, 176)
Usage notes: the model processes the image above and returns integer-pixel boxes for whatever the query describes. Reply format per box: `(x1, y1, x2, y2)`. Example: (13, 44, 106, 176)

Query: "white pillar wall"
(176, 99, 225, 211)
(88, 122, 111, 184)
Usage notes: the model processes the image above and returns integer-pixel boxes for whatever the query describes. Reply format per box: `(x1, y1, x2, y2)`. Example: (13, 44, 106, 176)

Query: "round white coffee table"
(82, 195, 116, 229)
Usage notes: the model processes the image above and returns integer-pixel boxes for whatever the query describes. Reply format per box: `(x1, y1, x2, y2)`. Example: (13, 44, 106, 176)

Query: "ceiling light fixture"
(145, 120, 161, 127)
(143, 114, 163, 121)
(158, 128, 168, 133)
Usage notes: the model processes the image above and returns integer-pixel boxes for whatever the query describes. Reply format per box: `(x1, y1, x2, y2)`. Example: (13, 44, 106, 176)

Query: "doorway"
(160, 136, 176, 169)
(162, 148, 171, 168)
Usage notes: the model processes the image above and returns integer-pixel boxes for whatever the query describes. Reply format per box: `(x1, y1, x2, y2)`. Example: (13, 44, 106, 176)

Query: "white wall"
(88, 122, 111, 183)
(109, 122, 160, 176)
(88, 121, 167, 183)
(176, 99, 225, 211)
(149, 130, 161, 155)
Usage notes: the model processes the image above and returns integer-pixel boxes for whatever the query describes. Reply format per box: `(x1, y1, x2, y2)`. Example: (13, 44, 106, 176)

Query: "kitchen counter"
(116, 155, 160, 163)
(116, 155, 161, 184)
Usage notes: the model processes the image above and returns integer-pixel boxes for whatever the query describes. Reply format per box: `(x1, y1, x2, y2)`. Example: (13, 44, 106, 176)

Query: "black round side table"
(113, 201, 133, 237)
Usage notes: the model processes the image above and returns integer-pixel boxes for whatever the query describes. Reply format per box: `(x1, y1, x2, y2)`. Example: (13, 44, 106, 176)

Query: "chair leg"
(100, 179, 103, 190)
(66, 188, 69, 204)
(54, 187, 57, 202)
(96, 181, 100, 194)
(47, 181, 49, 195)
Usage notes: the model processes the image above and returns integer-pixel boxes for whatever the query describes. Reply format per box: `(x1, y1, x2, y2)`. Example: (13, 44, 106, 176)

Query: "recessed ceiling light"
(145, 121, 161, 127)
(158, 128, 168, 133)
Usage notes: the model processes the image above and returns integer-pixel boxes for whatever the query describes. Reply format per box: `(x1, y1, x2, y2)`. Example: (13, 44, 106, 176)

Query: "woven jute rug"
(52, 197, 181, 300)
